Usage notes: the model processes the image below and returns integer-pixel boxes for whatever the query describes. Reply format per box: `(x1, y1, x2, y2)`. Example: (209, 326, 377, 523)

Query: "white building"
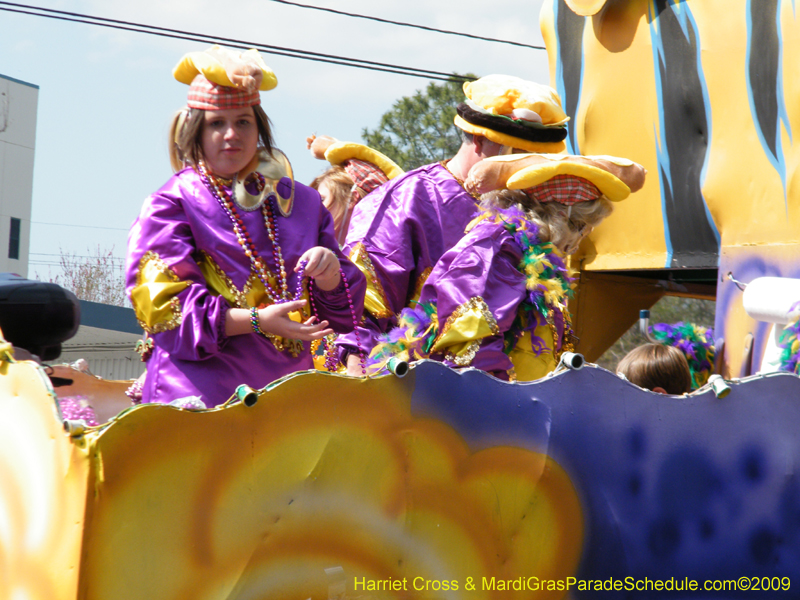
(0, 73, 37, 278)
(0, 74, 144, 381)
(59, 300, 147, 381)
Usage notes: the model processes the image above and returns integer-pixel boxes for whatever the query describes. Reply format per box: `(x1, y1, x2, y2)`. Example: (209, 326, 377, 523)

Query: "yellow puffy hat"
(466, 153, 646, 202)
(455, 74, 569, 153)
(308, 135, 404, 180)
(173, 45, 277, 92)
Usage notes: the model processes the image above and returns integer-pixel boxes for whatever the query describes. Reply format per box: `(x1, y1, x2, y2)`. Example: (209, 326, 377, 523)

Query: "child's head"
(480, 188, 613, 254)
(617, 343, 692, 395)
(169, 46, 277, 174)
(310, 165, 360, 239)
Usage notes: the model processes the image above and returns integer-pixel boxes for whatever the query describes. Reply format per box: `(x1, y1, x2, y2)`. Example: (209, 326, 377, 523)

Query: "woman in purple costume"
(368, 187, 610, 381)
(369, 153, 646, 381)
(125, 47, 365, 407)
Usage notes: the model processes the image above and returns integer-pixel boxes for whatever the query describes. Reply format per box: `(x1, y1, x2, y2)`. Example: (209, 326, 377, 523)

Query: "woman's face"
(201, 107, 259, 179)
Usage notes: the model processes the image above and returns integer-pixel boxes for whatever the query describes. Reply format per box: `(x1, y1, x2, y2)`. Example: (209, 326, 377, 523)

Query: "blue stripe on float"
(745, 0, 788, 211)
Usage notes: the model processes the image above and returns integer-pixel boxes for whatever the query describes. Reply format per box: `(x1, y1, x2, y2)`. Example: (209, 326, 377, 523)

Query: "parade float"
(2, 1, 800, 598)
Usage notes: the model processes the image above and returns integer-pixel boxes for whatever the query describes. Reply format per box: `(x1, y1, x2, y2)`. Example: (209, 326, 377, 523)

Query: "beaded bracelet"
(250, 306, 268, 337)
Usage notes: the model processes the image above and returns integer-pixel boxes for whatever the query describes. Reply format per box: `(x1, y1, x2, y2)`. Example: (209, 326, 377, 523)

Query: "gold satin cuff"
(431, 297, 499, 366)
(131, 252, 190, 333)
(349, 243, 393, 319)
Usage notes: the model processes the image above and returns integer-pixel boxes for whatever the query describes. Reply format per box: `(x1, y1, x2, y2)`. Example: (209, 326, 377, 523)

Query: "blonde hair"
(617, 344, 692, 395)
(168, 105, 275, 173)
(480, 189, 613, 253)
(310, 165, 361, 225)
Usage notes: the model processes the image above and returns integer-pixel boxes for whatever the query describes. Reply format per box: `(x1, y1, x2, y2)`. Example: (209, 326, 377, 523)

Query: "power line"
(270, 0, 545, 50)
(31, 253, 126, 261)
(30, 220, 130, 232)
(31, 252, 124, 257)
(0, 2, 475, 82)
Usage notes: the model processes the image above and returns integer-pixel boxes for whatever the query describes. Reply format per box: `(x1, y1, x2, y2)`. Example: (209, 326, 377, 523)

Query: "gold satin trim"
(410, 267, 432, 306)
(131, 252, 190, 333)
(349, 243, 393, 319)
(196, 251, 308, 357)
(197, 251, 250, 307)
(431, 297, 499, 367)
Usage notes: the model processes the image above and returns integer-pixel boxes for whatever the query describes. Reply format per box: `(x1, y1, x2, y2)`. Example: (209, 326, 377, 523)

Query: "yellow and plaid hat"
(186, 74, 261, 110)
(342, 158, 390, 198)
(526, 174, 603, 205)
(309, 135, 404, 184)
(455, 74, 570, 153)
(173, 45, 277, 110)
(466, 153, 646, 203)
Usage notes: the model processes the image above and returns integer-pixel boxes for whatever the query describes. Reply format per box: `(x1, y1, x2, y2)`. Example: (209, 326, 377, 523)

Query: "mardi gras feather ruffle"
(777, 301, 800, 375)
(492, 207, 573, 356)
(649, 322, 715, 389)
(367, 301, 439, 373)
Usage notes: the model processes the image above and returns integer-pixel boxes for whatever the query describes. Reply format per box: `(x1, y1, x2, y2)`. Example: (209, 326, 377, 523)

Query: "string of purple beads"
(307, 265, 366, 375)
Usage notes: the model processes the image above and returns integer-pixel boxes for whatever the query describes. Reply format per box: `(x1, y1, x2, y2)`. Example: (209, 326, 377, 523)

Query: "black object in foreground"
(0, 273, 80, 361)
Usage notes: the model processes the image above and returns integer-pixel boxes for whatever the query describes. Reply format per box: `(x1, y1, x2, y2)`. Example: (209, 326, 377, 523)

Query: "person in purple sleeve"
(125, 46, 365, 407)
(337, 75, 571, 375)
(368, 153, 646, 381)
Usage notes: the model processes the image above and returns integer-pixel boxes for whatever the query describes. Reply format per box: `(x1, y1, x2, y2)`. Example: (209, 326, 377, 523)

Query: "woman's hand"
(297, 246, 341, 291)
(258, 300, 333, 341)
(307, 134, 337, 159)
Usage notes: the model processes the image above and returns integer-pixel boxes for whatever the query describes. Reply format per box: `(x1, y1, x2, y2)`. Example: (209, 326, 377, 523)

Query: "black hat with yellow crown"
(454, 74, 570, 153)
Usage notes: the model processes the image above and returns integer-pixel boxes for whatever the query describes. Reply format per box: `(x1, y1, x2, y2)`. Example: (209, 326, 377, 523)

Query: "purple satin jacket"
(417, 219, 525, 377)
(400, 218, 568, 381)
(338, 162, 479, 356)
(126, 168, 365, 407)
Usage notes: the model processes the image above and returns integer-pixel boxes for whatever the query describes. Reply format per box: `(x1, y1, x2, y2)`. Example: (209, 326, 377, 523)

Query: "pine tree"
(362, 74, 476, 170)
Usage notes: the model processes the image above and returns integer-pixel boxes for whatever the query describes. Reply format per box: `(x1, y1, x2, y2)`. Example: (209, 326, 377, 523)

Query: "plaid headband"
(344, 158, 389, 199)
(187, 74, 261, 110)
(525, 174, 602, 206)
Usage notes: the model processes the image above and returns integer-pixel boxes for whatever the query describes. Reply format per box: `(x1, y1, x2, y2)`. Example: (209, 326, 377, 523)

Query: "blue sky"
(0, 0, 549, 278)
